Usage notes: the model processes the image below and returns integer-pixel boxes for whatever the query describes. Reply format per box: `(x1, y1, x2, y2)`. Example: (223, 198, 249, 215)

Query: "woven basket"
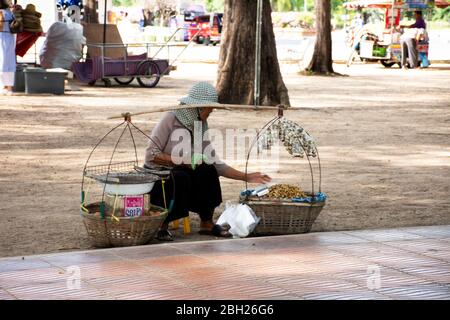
(243, 198, 325, 235)
(81, 203, 167, 248)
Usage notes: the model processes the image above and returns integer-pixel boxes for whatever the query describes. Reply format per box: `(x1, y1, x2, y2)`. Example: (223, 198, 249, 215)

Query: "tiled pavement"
(0, 225, 449, 300)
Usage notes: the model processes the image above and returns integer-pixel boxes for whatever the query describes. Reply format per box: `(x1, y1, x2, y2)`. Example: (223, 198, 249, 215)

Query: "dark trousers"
(150, 164, 222, 224)
(401, 38, 418, 68)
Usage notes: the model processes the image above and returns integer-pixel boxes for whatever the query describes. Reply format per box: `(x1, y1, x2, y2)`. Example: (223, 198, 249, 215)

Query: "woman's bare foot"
(199, 220, 232, 237)
(160, 222, 169, 230)
(200, 220, 215, 230)
(156, 222, 173, 241)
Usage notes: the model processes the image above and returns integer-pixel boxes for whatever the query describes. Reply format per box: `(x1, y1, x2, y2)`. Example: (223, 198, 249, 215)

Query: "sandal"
(199, 224, 233, 238)
(156, 229, 174, 241)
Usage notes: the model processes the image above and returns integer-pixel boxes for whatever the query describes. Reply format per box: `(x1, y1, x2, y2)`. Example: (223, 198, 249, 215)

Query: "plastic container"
(103, 181, 155, 196)
(13, 64, 28, 92)
(23, 68, 68, 95)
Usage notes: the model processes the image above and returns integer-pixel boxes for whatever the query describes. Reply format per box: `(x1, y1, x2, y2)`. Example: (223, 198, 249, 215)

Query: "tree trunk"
(84, 0, 99, 23)
(306, 0, 333, 73)
(217, 0, 290, 107)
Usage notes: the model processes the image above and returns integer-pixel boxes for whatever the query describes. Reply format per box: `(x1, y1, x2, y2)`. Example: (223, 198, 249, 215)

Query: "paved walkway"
(0, 225, 449, 300)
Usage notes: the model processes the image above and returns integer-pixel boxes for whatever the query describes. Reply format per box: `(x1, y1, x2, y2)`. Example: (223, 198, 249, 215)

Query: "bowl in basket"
(103, 182, 155, 195)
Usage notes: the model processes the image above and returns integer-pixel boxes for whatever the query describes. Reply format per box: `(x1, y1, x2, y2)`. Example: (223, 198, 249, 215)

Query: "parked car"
(188, 13, 223, 45)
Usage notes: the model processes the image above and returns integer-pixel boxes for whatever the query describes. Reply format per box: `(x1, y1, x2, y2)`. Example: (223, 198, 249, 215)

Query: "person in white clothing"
(0, 0, 16, 94)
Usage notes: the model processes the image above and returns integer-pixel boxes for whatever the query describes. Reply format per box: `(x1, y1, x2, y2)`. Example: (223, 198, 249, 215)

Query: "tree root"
(299, 70, 349, 77)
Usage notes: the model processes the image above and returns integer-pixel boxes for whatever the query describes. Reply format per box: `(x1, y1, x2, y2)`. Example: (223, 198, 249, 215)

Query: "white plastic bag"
(40, 20, 86, 70)
(216, 202, 260, 238)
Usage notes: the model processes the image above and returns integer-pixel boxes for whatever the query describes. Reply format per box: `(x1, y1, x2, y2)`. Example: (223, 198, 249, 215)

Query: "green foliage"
(331, 0, 346, 16)
(295, 11, 314, 27)
(273, 0, 293, 11)
(113, 0, 448, 24)
(271, 0, 313, 12)
(271, 0, 346, 13)
(112, 0, 136, 7)
(205, 0, 224, 12)
(431, 7, 450, 21)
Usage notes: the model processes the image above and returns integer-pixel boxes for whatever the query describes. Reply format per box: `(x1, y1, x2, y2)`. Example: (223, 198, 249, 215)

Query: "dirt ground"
(0, 62, 449, 258)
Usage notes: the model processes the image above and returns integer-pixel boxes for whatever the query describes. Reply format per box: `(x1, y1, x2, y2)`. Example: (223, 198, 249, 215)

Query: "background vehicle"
(344, 0, 450, 68)
(183, 5, 206, 21)
(182, 4, 206, 41)
(188, 13, 223, 45)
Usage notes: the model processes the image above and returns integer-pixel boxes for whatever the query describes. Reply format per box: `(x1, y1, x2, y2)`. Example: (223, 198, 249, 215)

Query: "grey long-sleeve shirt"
(144, 112, 231, 176)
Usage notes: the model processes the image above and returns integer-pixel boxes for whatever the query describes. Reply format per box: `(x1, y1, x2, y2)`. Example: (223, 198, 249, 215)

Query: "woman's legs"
(150, 166, 192, 224)
(150, 167, 192, 241)
(151, 164, 230, 238)
(188, 164, 222, 216)
(189, 164, 230, 237)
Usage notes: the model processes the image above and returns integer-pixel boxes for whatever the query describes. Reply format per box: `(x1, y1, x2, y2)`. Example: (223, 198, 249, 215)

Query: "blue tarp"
(57, 0, 83, 9)
(241, 189, 327, 203)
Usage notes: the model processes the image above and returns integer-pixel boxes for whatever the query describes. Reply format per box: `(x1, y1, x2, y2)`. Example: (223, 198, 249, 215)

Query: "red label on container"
(124, 196, 144, 217)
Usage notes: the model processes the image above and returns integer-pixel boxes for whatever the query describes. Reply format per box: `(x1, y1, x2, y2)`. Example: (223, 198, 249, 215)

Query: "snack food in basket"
(265, 184, 307, 199)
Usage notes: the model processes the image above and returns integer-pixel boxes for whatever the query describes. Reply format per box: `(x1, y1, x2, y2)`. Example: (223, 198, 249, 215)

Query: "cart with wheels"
(72, 26, 201, 88)
(344, 0, 450, 68)
(72, 44, 167, 88)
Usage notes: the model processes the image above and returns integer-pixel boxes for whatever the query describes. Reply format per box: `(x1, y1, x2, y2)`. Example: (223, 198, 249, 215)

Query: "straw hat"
(179, 82, 219, 106)
(24, 4, 42, 18)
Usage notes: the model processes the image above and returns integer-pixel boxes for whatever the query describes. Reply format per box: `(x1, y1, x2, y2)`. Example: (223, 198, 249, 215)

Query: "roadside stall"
(81, 105, 326, 247)
(11, 1, 45, 92)
(12, 1, 79, 94)
(344, 0, 450, 68)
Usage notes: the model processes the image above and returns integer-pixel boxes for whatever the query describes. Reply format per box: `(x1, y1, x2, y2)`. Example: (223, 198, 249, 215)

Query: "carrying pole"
(254, 0, 263, 108)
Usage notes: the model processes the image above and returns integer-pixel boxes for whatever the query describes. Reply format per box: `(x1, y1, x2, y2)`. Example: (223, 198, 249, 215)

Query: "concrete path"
(0, 225, 449, 300)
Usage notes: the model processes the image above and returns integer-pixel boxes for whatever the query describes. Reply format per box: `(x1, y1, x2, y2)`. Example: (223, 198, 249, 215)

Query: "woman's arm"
(220, 166, 271, 184)
(153, 153, 187, 167)
(145, 113, 182, 166)
(201, 135, 271, 184)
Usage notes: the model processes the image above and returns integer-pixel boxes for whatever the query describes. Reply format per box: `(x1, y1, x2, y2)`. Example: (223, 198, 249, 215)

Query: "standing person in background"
(352, 12, 364, 30)
(346, 12, 367, 67)
(143, 8, 154, 27)
(400, 10, 426, 30)
(139, 9, 145, 31)
(398, 11, 427, 69)
(0, 0, 16, 95)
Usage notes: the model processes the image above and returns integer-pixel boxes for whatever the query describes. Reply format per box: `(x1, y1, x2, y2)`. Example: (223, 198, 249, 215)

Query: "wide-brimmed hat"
(23, 4, 42, 18)
(179, 82, 219, 106)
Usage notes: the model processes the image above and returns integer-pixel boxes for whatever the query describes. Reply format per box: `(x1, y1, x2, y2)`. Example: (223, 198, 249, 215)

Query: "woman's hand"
(221, 166, 271, 184)
(246, 172, 272, 184)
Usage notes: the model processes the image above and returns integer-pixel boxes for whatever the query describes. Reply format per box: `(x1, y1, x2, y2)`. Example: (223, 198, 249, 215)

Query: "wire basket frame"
(81, 112, 168, 219)
(85, 163, 160, 185)
(243, 105, 322, 200)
